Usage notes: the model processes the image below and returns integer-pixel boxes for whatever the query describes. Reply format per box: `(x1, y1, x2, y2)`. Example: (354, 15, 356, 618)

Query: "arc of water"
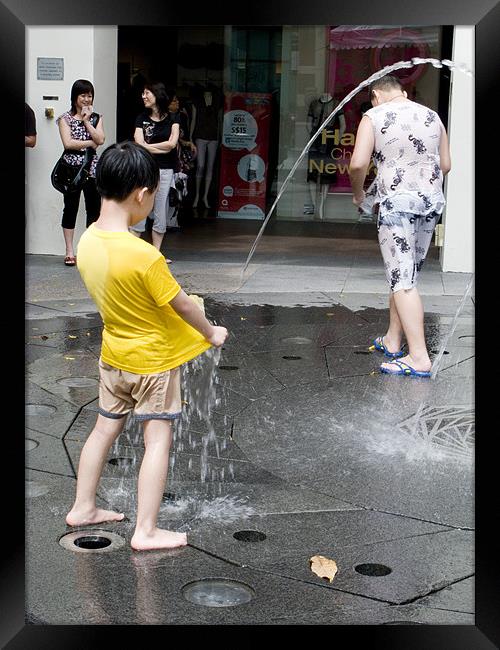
(240, 57, 472, 280)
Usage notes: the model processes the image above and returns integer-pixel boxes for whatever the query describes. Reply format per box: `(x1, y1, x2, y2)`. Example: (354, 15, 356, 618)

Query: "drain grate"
(59, 529, 126, 553)
(282, 355, 302, 360)
(219, 366, 239, 371)
(26, 404, 57, 417)
(25, 439, 39, 452)
(108, 457, 135, 468)
(182, 578, 254, 607)
(233, 530, 266, 542)
(355, 563, 392, 577)
(399, 405, 474, 459)
(57, 377, 98, 388)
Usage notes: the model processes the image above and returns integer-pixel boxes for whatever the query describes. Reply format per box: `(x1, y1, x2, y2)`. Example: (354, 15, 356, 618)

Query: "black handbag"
(51, 113, 99, 194)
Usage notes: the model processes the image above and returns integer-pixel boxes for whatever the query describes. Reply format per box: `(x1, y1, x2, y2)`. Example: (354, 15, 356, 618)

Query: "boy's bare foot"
(130, 528, 188, 551)
(65, 508, 126, 527)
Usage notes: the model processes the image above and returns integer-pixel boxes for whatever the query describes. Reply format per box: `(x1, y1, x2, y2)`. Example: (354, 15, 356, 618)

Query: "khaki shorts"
(98, 359, 182, 421)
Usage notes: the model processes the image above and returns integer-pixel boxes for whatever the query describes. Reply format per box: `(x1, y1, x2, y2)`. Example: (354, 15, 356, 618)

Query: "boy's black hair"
(369, 74, 403, 97)
(95, 141, 160, 201)
(70, 79, 95, 114)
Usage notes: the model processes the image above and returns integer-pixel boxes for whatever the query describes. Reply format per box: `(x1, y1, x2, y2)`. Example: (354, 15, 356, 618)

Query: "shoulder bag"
(51, 112, 100, 194)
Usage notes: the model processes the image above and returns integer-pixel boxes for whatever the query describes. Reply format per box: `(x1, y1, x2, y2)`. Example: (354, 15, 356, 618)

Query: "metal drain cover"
(182, 578, 255, 607)
(26, 404, 57, 417)
(59, 530, 126, 553)
(280, 337, 312, 345)
(57, 377, 98, 388)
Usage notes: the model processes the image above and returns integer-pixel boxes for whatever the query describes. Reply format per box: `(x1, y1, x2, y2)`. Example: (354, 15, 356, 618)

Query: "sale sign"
(217, 92, 272, 219)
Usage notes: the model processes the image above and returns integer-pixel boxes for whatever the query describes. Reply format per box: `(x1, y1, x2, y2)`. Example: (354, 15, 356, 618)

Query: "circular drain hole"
(219, 365, 239, 371)
(282, 355, 302, 360)
(233, 530, 266, 542)
(355, 563, 392, 577)
(74, 535, 112, 550)
(280, 337, 312, 345)
(57, 377, 98, 388)
(162, 492, 177, 502)
(431, 350, 449, 355)
(59, 530, 126, 553)
(182, 578, 255, 607)
(25, 439, 39, 451)
(26, 480, 50, 498)
(108, 457, 135, 468)
(26, 404, 57, 417)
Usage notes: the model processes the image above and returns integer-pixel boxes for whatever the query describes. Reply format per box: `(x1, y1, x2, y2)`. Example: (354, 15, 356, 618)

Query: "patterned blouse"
(359, 100, 445, 218)
(56, 111, 99, 177)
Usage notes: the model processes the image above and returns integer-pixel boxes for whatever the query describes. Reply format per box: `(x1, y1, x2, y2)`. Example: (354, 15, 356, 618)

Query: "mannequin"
(306, 92, 346, 220)
(190, 88, 222, 209)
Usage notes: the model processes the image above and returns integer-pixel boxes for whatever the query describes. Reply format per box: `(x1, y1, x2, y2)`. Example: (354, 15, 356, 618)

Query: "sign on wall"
(37, 58, 64, 80)
(218, 92, 272, 220)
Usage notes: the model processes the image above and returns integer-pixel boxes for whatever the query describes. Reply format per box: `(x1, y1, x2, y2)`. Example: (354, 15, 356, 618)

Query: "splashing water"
(176, 346, 223, 483)
(431, 274, 474, 379)
(240, 56, 473, 279)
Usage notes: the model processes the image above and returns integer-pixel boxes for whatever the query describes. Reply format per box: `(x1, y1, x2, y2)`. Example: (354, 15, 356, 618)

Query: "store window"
(275, 25, 450, 223)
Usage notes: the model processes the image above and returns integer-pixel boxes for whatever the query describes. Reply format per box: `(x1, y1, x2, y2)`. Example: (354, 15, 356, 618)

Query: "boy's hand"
(207, 326, 228, 348)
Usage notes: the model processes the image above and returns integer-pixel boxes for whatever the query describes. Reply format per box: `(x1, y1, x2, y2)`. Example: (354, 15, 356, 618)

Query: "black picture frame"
(7, 0, 498, 645)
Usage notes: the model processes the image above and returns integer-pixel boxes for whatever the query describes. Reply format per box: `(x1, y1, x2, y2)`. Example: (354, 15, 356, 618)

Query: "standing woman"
(56, 79, 105, 266)
(131, 82, 180, 258)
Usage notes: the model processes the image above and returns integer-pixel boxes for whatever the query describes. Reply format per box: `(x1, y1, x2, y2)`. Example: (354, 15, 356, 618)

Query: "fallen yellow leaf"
(68, 335, 77, 339)
(64, 356, 75, 360)
(309, 555, 338, 583)
(240, 317, 247, 320)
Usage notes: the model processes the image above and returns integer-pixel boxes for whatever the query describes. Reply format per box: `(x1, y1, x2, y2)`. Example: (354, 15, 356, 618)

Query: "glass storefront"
(117, 25, 451, 223)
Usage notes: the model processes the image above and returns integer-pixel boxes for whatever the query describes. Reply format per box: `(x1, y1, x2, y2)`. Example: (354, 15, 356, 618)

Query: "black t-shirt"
(134, 111, 180, 169)
(25, 103, 36, 136)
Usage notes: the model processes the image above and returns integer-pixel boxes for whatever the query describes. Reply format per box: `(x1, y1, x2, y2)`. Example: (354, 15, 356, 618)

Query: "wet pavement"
(25, 223, 474, 625)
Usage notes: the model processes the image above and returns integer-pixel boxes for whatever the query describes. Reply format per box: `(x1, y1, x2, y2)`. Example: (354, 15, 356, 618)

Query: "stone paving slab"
(234, 375, 473, 528)
(26, 381, 80, 439)
(416, 575, 474, 613)
(187, 511, 473, 604)
(25, 429, 76, 478)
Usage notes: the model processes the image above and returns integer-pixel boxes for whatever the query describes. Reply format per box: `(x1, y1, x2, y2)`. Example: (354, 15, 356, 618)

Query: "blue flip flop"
(380, 360, 431, 378)
(370, 336, 405, 358)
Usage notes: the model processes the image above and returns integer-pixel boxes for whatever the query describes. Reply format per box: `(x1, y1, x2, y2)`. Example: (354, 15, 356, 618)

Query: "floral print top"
(56, 111, 99, 177)
(359, 100, 445, 217)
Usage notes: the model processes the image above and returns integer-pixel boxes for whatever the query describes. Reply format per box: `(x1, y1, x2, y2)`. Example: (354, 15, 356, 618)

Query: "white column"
(26, 26, 117, 255)
(440, 26, 474, 273)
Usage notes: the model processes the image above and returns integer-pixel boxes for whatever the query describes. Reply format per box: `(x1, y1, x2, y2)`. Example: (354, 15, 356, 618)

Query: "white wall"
(440, 26, 474, 272)
(26, 26, 117, 255)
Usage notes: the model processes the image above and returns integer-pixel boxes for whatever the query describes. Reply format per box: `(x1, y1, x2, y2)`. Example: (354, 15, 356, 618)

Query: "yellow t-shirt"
(77, 224, 211, 374)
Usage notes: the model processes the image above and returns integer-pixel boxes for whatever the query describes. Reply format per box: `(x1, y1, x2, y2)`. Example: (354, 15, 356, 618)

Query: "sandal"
(369, 336, 405, 358)
(380, 359, 431, 378)
(64, 256, 76, 266)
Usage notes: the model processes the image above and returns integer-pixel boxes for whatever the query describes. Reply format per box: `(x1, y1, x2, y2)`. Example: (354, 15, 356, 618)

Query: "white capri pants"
(131, 168, 175, 234)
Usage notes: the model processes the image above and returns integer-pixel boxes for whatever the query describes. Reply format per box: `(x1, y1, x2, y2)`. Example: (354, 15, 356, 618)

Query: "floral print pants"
(377, 211, 439, 292)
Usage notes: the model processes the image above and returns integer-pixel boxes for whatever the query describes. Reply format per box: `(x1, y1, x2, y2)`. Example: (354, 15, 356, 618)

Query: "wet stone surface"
(25, 297, 474, 624)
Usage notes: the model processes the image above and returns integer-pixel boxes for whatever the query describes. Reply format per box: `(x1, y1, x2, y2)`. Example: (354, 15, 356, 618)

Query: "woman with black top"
(56, 79, 105, 266)
(131, 82, 180, 259)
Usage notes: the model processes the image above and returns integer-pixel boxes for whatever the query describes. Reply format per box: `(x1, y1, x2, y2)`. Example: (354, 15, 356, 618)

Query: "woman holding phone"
(56, 79, 105, 266)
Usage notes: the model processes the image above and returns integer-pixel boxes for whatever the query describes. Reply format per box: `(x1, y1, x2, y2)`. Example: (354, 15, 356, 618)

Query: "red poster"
(217, 92, 271, 219)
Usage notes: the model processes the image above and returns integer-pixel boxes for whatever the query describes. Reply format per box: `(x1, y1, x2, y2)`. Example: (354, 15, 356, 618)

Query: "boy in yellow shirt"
(65, 141, 228, 551)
